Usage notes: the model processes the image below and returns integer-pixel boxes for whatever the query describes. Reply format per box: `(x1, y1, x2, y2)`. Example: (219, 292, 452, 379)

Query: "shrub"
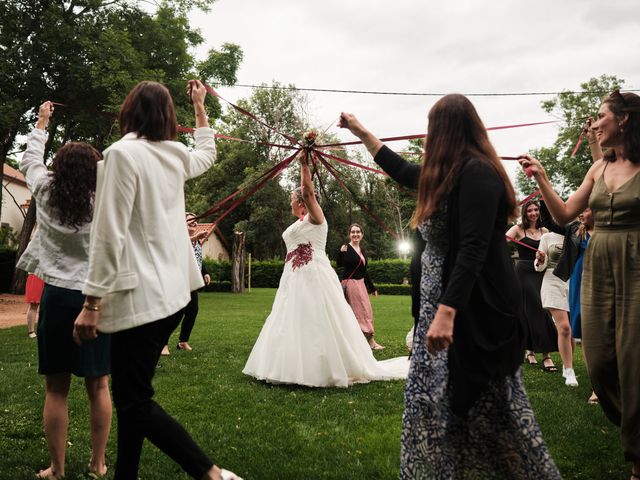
(0, 248, 17, 292)
(375, 283, 411, 296)
(202, 281, 232, 292)
(202, 258, 412, 289)
(0, 225, 16, 248)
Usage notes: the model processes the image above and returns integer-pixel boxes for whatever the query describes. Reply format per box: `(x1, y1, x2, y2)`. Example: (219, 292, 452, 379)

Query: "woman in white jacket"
(534, 231, 577, 387)
(74, 80, 241, 480)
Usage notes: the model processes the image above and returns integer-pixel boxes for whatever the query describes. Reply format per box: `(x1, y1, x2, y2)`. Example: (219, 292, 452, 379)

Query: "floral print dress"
(399, 209, 561, 480)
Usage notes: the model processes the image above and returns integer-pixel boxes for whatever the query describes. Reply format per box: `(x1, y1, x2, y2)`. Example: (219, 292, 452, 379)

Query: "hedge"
(0, 249, 16, 293)
(201, 257, 412, 294)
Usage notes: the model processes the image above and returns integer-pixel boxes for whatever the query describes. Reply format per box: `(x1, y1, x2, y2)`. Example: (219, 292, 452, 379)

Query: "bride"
(243, 152, 409, 387)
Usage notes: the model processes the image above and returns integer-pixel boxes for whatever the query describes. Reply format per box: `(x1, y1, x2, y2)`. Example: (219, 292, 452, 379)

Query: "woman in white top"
(535, 232, 578, 386)
(17, 101, 111, 479)
(73, 80, 241, 480)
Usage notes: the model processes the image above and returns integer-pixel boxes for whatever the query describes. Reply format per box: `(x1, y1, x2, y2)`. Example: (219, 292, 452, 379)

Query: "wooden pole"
(247, 253, 252, 292)
(231, 231, 246, 293)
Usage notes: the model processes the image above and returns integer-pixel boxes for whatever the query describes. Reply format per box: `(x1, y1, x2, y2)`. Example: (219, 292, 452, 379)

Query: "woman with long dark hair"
(520, 90, 640, 480)
(337, 223, 383, 349)
(17, 101, 111, 479)
(340, 94, 560, 478)
(73, 80, 241, 480)
(506, 201, 558, 370)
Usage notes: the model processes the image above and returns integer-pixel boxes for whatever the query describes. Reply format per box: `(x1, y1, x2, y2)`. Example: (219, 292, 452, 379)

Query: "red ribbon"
(203, 84, 300, 146)
(317, 120, 557, 148)
(570, 130, 585, 158)
(316, 151, 400, 239)
(505, 234, 541, 253)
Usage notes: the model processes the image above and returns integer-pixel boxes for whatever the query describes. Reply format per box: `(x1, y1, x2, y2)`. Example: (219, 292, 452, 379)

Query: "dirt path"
(0, 294, 28, 329)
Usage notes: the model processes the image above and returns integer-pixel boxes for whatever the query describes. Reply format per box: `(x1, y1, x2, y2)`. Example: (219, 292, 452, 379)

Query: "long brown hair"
(46, 142, 102, 229)
(119, 81, 177, 141)
(411, 94, 517, 226)
(602, 90, 640, 164)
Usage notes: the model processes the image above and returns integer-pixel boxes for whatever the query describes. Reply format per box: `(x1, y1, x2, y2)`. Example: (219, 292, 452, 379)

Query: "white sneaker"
(220, 468, 243, 480)
(563, 367, 578, 387)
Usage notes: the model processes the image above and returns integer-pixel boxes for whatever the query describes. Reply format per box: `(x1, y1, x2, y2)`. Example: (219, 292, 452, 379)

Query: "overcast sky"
(189, 0, 640, 182)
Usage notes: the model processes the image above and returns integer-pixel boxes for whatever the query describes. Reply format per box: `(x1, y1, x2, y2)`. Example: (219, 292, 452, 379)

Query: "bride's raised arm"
(300, 151, 325, 225)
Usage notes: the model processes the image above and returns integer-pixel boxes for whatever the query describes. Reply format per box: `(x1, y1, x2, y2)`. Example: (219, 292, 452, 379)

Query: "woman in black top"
(337, 223, 382, 349)
(339, 95, 560, 479)
(506, 200, 558, 370)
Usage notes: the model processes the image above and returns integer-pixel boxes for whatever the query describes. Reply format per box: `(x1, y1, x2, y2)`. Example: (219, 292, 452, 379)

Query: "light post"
(398, 239, 411, 260)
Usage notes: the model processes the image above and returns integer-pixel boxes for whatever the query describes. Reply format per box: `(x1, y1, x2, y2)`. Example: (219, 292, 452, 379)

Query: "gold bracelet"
(83, 302, 101, 311)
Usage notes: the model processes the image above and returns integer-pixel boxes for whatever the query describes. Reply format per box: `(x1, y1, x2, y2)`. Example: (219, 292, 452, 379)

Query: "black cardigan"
(373, 146, 423, 319)
(376, 146, 525, 414)
(539, 201, 581, 282)
(336, 245, 376, 293)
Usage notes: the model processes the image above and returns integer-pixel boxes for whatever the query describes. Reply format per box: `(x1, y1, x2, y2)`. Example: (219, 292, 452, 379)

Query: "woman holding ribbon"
(340, 95, 561, 479)
(519, 90, 640, 480)
(17, 101, 111, 479)
(243, 153, 408, 387)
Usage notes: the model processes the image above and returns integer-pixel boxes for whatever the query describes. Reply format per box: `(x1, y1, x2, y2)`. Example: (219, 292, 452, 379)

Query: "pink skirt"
(25, 274, 45, 304)
(342, 278, 374, 336)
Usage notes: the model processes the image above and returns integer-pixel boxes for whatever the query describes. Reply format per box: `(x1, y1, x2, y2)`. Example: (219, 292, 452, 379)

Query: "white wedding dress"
(243, 216, 409, 387)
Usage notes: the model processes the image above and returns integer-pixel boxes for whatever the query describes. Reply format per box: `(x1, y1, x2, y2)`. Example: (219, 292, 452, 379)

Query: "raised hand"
(36, 101, 54, 130)
(518, 154, 547, 180)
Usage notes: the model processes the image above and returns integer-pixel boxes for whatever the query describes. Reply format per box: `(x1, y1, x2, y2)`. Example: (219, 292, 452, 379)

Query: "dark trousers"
(110, 311, 213, 479)
(178, 291, 199, 342)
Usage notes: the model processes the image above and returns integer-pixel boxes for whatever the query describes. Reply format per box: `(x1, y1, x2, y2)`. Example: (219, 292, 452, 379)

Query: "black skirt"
(38, 284, 111, 377)
(515, 260, 558, 353)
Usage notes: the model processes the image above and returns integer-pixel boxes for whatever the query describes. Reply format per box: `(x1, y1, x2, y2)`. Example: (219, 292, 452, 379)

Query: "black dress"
(515, 235, 558, 353)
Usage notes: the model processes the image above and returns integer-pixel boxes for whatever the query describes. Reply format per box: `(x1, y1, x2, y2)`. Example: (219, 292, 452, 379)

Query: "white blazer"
(83, 127, 216, 333)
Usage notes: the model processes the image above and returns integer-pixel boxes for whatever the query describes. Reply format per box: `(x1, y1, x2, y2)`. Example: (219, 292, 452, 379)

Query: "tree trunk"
(11, 200, 36, 294)
(231, 231, 245, 293)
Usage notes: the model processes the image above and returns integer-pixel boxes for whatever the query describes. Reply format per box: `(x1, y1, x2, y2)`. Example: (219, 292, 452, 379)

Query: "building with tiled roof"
(1, 164, 30, 236)
(193, 223, 230, 261)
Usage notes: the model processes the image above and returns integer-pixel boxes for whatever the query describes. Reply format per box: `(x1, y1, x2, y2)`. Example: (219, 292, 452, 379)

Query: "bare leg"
(40, 373, 71, 478)
(84, 375, 112, 476)
(549, 308, 573, 369)
(542, 353, 555, 369)
(27, 303, 38, 336)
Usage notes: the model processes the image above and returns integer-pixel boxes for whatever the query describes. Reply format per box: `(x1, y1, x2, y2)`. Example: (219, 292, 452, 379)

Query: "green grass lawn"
(0, 289, 627, 479)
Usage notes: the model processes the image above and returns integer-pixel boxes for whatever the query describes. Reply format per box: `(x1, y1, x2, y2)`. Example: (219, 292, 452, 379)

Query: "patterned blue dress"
(399, 209, 561, 480)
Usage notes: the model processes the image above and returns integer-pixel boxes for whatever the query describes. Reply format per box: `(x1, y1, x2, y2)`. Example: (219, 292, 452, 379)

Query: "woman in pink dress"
(337, 224, 383, 349)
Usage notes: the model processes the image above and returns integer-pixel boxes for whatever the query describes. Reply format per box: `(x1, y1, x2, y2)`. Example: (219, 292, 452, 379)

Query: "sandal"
(541, 356, 558, 372)
(28, 331, 37, 339)
(525, 353, 537, 365)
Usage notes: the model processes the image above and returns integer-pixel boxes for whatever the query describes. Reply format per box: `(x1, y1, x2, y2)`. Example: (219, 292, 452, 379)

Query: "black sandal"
(525, 353, 538, 365)
(542, 356, 558, 372)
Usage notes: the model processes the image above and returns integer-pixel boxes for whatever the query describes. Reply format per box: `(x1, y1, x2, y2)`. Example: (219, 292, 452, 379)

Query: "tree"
(0, 0, 242, 291)
(516, 75, 624, 197)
